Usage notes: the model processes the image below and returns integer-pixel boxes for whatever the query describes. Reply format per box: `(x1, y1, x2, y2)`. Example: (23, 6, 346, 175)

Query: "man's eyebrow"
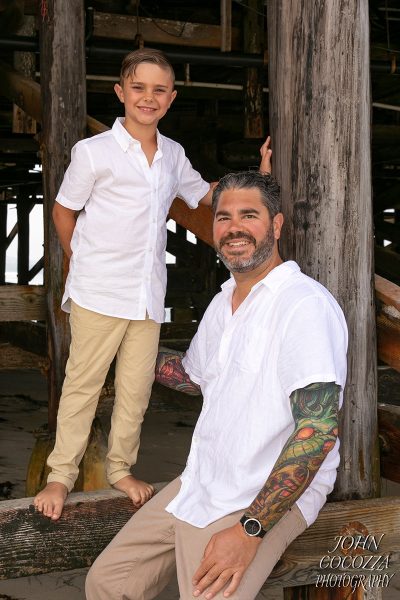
(215, 209, 231, 218)
(238, 208, 260, 215)
(215, 207, 261, 218)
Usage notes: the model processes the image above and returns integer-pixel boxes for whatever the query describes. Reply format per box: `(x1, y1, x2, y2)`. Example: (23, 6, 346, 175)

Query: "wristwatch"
(240, 515, 266, 538)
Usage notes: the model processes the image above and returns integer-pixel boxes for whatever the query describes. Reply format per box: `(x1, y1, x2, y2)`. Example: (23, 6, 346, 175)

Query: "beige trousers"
(85, 478, 307, 600)
(47, 301, 161, 491)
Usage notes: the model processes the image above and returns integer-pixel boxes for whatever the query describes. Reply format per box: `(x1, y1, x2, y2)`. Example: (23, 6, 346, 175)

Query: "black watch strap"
(240, 515, 266, 538)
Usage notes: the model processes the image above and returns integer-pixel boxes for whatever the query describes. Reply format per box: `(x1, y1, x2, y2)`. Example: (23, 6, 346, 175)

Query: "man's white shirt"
(166, 261, 348, 528)
(56, 117, 210, 322)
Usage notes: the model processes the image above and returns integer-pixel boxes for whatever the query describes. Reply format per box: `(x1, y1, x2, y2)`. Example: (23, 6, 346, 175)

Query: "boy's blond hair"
(120, 48, 175, 86)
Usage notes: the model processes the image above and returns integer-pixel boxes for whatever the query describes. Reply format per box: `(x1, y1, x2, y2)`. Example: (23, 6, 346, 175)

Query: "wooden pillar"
(244, 0, 264, 138)
(0, 195, 6, 285)
(39, 0, 86, 431)
(267, 1, 380, 598)
(16, 187, 30, 284)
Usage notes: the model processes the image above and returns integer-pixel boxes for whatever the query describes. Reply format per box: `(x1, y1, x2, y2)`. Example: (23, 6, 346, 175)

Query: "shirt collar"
(111, 117, 163, 154)
(220, 260, 301, 295)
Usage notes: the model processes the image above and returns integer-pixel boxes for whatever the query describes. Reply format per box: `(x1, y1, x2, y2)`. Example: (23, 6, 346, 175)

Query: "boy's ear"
(169, 89, 177, 107)
(114, 83, 124, 103)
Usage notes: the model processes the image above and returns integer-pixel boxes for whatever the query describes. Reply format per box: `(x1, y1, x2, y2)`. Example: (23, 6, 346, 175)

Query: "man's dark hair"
(212, 171, 281, 217)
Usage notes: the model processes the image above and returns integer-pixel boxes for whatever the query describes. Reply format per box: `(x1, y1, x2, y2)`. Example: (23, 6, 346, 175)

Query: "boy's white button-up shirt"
(56, 118, 210, 322)
(166, 261, 348, 528)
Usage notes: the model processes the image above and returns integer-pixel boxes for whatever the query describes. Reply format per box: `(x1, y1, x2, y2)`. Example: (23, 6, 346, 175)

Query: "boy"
(34, 48, 272, 521)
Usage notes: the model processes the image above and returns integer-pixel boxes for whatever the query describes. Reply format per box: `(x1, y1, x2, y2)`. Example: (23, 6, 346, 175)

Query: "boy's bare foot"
(112, 475, 154, 508)
(34, 482, 68, 521)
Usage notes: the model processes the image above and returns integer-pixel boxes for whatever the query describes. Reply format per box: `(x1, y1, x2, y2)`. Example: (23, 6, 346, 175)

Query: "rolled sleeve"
(57, 141, 96, 211)
(278, 296, 348, 399)
(176, 146, 210, 209)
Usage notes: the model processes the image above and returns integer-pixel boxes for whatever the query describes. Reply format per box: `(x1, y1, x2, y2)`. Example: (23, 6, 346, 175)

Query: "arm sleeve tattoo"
(155, 348, 202, 396)
(246, 381, 340, 534)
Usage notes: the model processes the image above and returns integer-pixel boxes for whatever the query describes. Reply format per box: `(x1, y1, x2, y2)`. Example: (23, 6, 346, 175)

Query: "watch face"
(244, 518, 262, 536)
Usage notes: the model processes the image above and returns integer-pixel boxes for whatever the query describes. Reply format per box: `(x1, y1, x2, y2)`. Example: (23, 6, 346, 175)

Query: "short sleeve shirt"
(166, 261, 348, 527)
(56, 118, 210, 322)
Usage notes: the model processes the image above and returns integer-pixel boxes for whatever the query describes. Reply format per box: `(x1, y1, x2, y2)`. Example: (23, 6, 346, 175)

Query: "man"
(86, 171, 348, 600)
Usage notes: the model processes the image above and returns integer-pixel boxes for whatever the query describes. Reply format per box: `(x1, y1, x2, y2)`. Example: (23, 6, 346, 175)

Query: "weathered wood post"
(244, 0, 264, 139)
(39, 0, 86, 431)
(267, 1, 380, 598)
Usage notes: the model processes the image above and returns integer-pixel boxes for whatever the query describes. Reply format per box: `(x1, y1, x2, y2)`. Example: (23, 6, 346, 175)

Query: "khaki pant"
(85, 478, 307, 600)
(47, 301, 161, 491)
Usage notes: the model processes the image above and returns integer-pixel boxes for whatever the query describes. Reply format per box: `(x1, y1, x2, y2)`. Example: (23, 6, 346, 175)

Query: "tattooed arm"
(155, 348, 201, 396)
(245, 380, 340, 533)
(191, 381, 340, 599)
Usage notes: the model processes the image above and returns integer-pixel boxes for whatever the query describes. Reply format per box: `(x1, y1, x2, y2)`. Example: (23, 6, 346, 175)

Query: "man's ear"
(114, 83, 124, 104)
(273, 213, 284, 240)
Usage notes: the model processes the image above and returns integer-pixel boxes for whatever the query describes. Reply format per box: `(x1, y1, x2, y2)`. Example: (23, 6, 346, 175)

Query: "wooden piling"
(39, 0, 86, 431)
(267, 1, 379, 597)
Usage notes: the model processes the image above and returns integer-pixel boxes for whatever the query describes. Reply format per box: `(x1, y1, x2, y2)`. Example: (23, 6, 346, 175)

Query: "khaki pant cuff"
(107, 470, 133, 486)
(47, 473, 75, 493)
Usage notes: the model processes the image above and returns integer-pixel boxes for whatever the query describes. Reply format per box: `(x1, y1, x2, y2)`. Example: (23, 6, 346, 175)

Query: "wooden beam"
(375, 244, 400, 284)
(92, 11, 240, 50)
(0, 59, 42, 123)
(168, 199, 213, 247)
(220, 0, 232, 52)
(378, 403, 400, 484)
(1, 490, 399, 584)
(0, 285, 45, 321)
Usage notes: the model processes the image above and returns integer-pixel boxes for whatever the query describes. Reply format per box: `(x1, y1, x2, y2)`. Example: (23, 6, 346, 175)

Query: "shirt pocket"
(159, 172, 179, 212)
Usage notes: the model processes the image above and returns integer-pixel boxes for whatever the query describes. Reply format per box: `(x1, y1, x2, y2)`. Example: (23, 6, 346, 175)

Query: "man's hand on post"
(192, 523, 261, 598)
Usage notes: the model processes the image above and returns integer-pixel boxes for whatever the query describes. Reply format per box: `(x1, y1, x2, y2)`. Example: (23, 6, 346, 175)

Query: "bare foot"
(34, 482, 68, 521)
(112, 475, 154, 508)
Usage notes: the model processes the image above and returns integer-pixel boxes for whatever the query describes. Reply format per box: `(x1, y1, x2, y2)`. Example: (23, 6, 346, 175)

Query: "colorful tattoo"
(155, 350, 201, 396)
(246, 381, 340, 533)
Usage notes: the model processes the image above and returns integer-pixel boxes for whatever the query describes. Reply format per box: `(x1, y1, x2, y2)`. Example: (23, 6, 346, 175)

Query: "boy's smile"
(114, 63, 177, 131)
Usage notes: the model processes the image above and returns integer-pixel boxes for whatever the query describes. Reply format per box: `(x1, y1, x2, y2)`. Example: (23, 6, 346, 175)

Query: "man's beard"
(216, 225, 275, 273)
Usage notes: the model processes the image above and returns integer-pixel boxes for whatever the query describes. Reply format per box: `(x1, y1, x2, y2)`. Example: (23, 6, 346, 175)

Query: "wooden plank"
(378, 403, 400, 484)
(375, 244, 400, 285)
(168, 199, 213, 247)
(0, 342, 47, 370)
(375, 275, 400, 372)
(220, 0, 232, 52)
(1, 491, 400, 583)
(0, 285, 45, 321)
(92, 11, 240, 50)
(0, 59, 42, 123)
(0, 321, 46, 355)
(376, 274, 400, 313)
